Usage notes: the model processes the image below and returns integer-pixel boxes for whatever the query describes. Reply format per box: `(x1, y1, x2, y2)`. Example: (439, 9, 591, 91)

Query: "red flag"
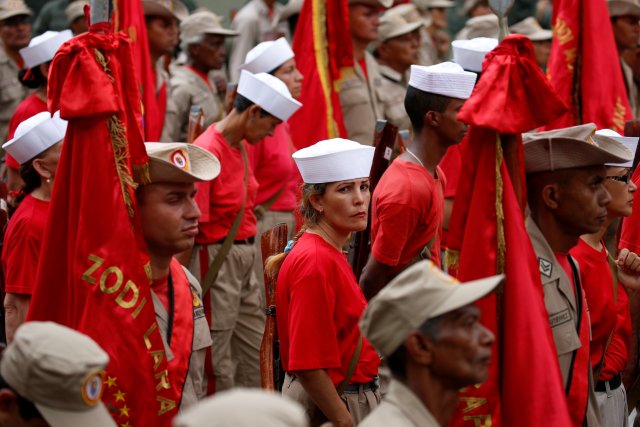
(545, 0, 632, 132)
(27, 26, 178, 426)
(114, 0, 165, 141)
(446, 35, 571, 427)
(288, 0, 352, 150)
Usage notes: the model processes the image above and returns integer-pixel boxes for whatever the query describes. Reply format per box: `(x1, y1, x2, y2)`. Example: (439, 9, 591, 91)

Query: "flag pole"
(488, 0, 514, 42)
(90, 0, 111, 25)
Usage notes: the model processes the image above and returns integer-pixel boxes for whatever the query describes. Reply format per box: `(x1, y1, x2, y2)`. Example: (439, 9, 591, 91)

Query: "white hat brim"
(237, 71, 302, 121)
(36, 402, 116, 427)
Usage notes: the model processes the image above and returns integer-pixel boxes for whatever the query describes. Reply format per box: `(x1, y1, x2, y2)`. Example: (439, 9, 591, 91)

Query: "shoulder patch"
(539, 257, 553, 278)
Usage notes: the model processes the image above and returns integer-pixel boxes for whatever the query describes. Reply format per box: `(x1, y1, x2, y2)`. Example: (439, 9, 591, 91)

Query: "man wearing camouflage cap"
(524, 124, 634, 427)
(162, 10, 237, 143)
(0, 321, 117, 426)
(0, 0, 32, 141)
(359, 260, 500, 427)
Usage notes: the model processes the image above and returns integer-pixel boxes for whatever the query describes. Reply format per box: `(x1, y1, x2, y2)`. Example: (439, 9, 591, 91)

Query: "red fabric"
(194, 125, 258, 243)
(2, 195, 48, 295)
(620, 168, 640, 253)
(6, 93, 48, 168)
(544, 0, 632, 132)
(571, 239, 631, 380)
(447, 35, 571, 427)
(357, 57, 368, 80)
(288, 0, 351, 149)
(115, 0, 165, 141)
(371, 159, 444, 271)
(439, 141, 465, 199)
(152, 275, 170, 311)
(246, 122, 298, 211)
(29, 29, 178, 425)
(276, 233, 380, 385)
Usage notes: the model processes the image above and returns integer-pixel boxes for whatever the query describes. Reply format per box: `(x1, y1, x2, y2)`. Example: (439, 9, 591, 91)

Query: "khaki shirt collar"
(385, 380, 441, 427)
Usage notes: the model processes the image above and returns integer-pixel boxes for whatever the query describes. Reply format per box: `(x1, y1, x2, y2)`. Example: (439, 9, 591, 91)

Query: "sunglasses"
(606, 171, 632, 184)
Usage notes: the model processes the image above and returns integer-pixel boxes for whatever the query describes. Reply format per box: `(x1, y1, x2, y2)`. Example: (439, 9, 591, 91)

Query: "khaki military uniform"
(359, 379, 440, 427)
(419, 27, 438, 66)
(340, 51, 384, 146)
(162, 66, 224, 143)
(151, 265, 212, 410)
(376, 65, 411, 132)
(0, 48, 29, 141)
(622, 59, 639, 119)
(526, 218, 601, 427)
(228, 0, 291, 82)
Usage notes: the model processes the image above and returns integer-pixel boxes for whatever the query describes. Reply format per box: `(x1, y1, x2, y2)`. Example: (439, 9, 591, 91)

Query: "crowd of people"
(1, 0, 640, 426)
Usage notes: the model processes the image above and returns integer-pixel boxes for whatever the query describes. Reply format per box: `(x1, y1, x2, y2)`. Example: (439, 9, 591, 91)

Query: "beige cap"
(65, 1, 88, 24)
(144, 142, 221, 183)
(523, 123, 634, 173)
(377, 8, 425, 44)
(237, 70, 302, 121)
(2, 111, 67, 165)
(608, 0, 640, 17)
(1, 322, 116, 427)
(360, 260, 502, 357)
(180, 10, 237, 43)
(0, 0, 32, 21)
(415, 0, 455, 9)
(293, 138, 375, 184)
(142, 0, 188, 21)
(510, 17, 552, 41)
(173, 388, 309, 427)
(349, 0, 394, 8)
(456, 14, 499, 40)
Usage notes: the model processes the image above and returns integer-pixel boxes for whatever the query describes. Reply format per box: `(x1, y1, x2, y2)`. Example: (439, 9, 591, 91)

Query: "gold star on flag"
(114, 390, 126, 402)
(105, 376, 117, 388)
(119, 405, 130, 417)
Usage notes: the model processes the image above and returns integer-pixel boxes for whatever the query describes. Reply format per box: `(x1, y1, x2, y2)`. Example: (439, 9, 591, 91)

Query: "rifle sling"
(336, 334, 363, 395)
(254, 184, 286, 220)
(201, 143, 249, 297)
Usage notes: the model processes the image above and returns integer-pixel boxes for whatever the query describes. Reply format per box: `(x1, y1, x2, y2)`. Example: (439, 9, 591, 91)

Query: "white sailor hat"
(292, 138, 375, 184)
(3, 111, 67, 165)
(408, 62, 477, 99)
(509, 17, 552, 41)
(523, 123, 634, 173)
(452, 37, 498, 73)
(20, 30, 73, 70)
(237, 70, 302, 121)
(241, 38, 294, 74)
(596, 129, 638, 168)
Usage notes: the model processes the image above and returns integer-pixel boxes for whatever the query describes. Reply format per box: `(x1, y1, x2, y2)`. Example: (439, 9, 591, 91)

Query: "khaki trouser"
(189, 243, 265, 391)
(282, 373, 381, 427)
(595, 382, 628, 427)
(253, 210, 296, 301)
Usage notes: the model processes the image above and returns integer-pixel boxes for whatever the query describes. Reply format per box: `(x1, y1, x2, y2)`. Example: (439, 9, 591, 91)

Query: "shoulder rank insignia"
(539, 257, 553, 278)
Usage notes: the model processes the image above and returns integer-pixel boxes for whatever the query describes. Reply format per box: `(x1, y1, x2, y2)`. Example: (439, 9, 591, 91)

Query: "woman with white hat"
(266, 138, 381, 427)
(241, 37, 303, 292)
(6, 30, 72, 205)
(1, 111, 66, 343)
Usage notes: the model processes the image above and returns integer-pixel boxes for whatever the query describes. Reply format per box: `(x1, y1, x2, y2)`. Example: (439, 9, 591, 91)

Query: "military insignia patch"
(549, 309, 572, 327)
(191, 289, 205, 319)
(539, 257, 552, 278)
(81, 370, 105, 406)
(170, 149, 190, 171)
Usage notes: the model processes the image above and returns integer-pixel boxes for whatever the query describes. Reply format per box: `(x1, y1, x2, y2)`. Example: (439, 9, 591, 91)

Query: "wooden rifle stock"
(259, 223, 288, 390)
(351, 120, 398, 280)
(186, 105, 204, 144)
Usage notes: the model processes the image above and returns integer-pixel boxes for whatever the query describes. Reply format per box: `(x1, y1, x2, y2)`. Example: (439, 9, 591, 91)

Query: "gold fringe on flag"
(495, 134, 506, 274)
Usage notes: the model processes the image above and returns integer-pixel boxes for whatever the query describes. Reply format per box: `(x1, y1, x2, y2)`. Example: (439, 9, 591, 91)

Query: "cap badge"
(170, 149, 190, 171)
(81, 370, 105, 406)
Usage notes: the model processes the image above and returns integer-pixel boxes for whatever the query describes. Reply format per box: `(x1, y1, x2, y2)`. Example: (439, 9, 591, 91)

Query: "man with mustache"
(523, 124, 634, 427)
(359, 260, 500, 427)
(360, 62, 476, 300)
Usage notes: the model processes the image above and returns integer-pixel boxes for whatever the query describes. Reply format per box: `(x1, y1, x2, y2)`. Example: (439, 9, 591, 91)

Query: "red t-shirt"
(246, 122, 298, 212)
(194, 125, 258, 243)
(570, 239, 631, 380)
(371, 159, 445, 271)
(6, 93, 48, 169)
(276, 233, 380, 385)
(2, 195, 49, 295)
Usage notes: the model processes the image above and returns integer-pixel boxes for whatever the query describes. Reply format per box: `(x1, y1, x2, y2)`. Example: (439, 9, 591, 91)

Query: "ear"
(308, 192, 324, 214)
(404, 331, 434, 365)
(32, 158, 52, 181)
(0, 388, 18, 413)
(188, 43, 200, 59)
(247, 104, 262, 120)
(541, 183, 560, 210)
(424, 111, 440, 128)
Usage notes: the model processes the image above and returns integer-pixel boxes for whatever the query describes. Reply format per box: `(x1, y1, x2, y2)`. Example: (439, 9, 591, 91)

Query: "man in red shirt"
(360, 61, 477, 300)
(524, 124, 635, 427)
(190, 70, 301, 391)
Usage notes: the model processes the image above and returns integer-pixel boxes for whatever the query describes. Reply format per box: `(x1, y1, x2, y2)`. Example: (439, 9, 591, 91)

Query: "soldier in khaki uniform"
(340, 0, 391, 145)
(523, 124, 634, 427)
(359, 261, 500, 427)
(0, 0, 32, 142)
(162, 11, 237, 143)
(136, 142, 221, 409)
(414, 0, 455, 65)
(373, 7, 423, 132)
